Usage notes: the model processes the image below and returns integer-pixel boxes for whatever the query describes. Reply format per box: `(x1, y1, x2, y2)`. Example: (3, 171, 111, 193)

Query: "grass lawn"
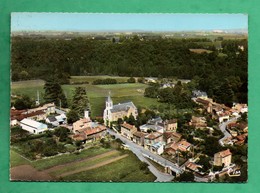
(10, 149, 30, 167)
(146, 158, 166, 173)
(31, 146, 110, 170)
(63, 151, 156, 182)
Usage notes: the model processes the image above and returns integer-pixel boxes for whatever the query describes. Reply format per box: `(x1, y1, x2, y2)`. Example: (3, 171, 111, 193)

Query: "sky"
(11, 13, 248, 32)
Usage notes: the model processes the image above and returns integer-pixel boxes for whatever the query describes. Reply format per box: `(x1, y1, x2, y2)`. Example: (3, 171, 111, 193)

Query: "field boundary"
(44, 150, 118, 173)
(58, 154, 128, 177)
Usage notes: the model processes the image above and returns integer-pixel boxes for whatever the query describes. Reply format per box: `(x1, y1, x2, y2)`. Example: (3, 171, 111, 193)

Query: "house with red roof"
(214, 149, 232, 167)
(120, 122, 137, 140)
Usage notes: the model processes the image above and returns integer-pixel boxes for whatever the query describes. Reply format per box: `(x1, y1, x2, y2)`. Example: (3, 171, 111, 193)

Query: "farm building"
(20, 118, 48, 134)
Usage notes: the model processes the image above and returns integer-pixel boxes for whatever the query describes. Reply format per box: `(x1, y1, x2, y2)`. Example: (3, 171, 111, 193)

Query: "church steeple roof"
(106, 91, 112, 102)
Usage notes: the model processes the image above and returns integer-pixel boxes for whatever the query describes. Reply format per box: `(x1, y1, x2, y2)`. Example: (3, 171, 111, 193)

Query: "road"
(107, 129, 183, 182)
(218, 116, 240, 146)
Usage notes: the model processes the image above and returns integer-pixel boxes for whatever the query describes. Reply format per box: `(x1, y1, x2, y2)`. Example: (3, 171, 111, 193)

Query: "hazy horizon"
(11, 13, 248, 33)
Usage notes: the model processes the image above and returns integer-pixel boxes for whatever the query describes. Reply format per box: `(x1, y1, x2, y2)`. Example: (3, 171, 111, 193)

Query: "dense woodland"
(11, 35, 248, 105)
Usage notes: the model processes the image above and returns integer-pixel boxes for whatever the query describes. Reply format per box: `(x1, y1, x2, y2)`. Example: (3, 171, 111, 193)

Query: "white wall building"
(20, 118, 48, 134)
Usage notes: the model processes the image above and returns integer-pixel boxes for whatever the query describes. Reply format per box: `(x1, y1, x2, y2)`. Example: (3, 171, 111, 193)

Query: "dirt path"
(10, 165, 53, 181)
(44, 150, 118, 173)
(58, 154, 129, 177)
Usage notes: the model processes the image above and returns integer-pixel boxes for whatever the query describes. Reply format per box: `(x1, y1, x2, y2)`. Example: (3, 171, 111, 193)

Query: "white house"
(20, 118, 48, 134)
(151, 141, 165, 155)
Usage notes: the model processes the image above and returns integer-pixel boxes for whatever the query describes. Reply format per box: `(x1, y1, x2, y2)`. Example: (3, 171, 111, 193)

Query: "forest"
(11, 35, 248, 105)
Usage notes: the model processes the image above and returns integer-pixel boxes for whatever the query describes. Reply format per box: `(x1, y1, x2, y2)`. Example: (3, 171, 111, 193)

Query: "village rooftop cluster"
(10, 82, 248, 182)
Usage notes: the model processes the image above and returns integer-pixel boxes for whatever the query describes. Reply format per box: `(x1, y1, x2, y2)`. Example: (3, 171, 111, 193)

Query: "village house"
(235, 133, 248, 146)
(164, 119, 178, 132)
(140, 117, 178, 133)
(232, 103, 248, 114)
(46, 113, 67, 127)
(165, 139, 192, 156)
(185, 161, 203, 173)
(189, 116, 207, 129)
(163, 131, 182, 144)
(71, 124, 107, 143)
(103, 93, 138, 126)
(120, 122, 137, 140)
(10, 109, 46, 126)
(144, 132, 164, 153)
(195, 97, 213, 113)
(10, 103, 58, 126)
(214, 149, 232, 167)
(192, 90, 208, 99)
(133, 131, 148, 146)
(72, 110, 92, 133)
(227, 122, 248, 133)
(151, 141, 165, 155)
(217, 111, 230, 123)
(20, 118, 48, 134)
(140, 117, 165, 133)
(82, 125, 107, 141)
(27, 102, 56, 115)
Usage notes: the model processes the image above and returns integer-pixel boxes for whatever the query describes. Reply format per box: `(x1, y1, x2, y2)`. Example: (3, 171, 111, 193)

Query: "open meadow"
(11, 76, 161, 116)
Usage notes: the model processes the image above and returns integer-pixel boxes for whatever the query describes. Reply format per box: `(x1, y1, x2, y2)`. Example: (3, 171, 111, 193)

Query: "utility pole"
(177, 149, 180, 166)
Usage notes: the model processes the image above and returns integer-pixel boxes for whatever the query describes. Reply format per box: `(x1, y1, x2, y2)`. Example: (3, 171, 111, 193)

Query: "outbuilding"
(20, 118, 48, 134)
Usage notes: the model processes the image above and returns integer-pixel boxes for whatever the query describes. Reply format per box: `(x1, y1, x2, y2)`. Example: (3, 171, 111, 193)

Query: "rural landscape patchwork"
(10, 13, 248, 182)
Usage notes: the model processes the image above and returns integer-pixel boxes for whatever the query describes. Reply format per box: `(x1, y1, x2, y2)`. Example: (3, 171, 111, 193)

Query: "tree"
(54, 127, 70, 142)
(137, 77, 145, 83)
(175, 171, 194, 182)
(43, 76, 68, 108)
(127, 77, 136, 83)
(13, 95, 33, 110)
(70, 87, 90, 117)
(67, 110, 79, 124)
(19, 70, 29, 80)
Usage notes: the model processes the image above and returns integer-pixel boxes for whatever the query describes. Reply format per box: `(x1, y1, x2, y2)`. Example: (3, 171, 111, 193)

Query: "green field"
(63, 151, 156, 182)
(50, 151, 122, 176)
(10, 149, 30, 167)
(32, 146, 110, 170)
(11, 76, 161, 116)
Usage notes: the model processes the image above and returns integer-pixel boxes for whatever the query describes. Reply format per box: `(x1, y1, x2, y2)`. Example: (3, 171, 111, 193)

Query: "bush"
(127, 77, 136, 83)
(139, 162, 149, 171)
(92, 78, 117, 85)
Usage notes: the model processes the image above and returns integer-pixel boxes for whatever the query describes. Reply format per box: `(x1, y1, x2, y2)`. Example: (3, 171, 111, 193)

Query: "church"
(103, 93, 138, 126)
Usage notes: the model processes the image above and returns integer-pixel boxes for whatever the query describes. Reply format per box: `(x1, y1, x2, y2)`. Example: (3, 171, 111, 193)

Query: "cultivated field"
(11, 76, 161, 116)
(10, 146, 156, 182)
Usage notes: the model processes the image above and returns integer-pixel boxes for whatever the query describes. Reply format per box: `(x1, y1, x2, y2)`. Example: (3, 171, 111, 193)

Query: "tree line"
(11, 36, 247, 105)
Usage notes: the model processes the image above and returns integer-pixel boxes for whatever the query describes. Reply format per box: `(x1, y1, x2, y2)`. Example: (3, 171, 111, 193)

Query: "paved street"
(219, 116, 240, 146)
(107, 129, 183, 182)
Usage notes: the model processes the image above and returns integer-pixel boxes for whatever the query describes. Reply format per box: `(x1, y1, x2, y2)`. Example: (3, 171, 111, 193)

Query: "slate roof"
(47, 116, 57, 122)
(111, 101, 136, 113)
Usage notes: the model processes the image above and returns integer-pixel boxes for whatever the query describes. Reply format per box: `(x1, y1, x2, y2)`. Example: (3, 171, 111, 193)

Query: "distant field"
(189, 49, 213, 54)
(11, 77, 160, 116)
(11, 79, 45, 101)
